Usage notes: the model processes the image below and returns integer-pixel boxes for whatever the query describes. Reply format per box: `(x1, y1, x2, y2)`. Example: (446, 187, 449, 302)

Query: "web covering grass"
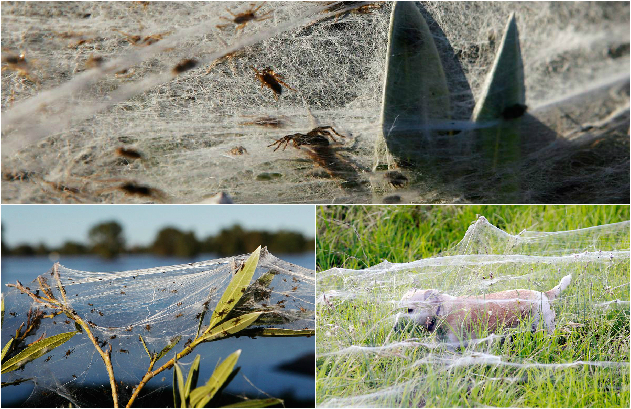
(1, 1, 629, 203)
(316, 215, 630, 407)
(1, 249, 314, 406)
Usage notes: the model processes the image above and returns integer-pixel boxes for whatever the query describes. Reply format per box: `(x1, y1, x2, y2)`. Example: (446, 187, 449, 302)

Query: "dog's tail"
(545, 274, 572, 301)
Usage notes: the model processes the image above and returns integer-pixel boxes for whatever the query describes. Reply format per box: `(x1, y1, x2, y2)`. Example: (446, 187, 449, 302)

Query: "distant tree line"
(2, 221, 315, 259)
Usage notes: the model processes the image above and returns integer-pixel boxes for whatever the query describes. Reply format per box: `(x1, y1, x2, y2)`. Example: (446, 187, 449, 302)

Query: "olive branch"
(2, 246, 314, 408)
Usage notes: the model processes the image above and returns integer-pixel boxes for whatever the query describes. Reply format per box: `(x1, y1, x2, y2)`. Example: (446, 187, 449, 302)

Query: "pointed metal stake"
(375, 1, 450, 170)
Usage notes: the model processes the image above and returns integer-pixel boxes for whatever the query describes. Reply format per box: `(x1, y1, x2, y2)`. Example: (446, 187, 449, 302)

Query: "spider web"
(316, 217, 630, 407)
(1, 1, 629, 203)
(1, 248, 315, 406)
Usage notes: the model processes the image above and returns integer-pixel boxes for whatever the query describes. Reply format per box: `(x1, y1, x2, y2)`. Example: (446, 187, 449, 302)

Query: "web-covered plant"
(1, 247, 315, 407)
(316, 217, 630, 407)
(1, 1, 629, 203)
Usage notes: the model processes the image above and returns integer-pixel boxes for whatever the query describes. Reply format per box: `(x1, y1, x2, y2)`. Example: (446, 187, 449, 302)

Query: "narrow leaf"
(155, 335, 181, 363)
(139, 335, 152, 360)
(196, 312, 262, 345)
(1, 338, 13, 362)
(1, 293, 4, 325)
(189, 350, 242, 408)
(173, 359, 186, 408)
(232, 271, 277, 313)
(208, 246, 261, 330)
(184, 354, 201, 405)
(1, 330, 79, 373)
(254, 270, 276, 289)
(222, 398, 283, 408)
(196, 309, 207, 339)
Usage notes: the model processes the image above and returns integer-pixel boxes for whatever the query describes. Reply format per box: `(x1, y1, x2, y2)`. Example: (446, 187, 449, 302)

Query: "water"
(1, 252, 315, 407)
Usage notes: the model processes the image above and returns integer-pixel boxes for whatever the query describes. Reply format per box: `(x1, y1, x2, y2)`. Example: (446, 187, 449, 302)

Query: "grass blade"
(208, 246, 261, 330)
(1, 330, 79, 373)
(189, 350, 241, 408)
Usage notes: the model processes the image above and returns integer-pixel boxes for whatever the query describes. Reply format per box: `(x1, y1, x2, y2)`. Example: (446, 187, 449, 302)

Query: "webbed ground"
(1, 2, 629, 203)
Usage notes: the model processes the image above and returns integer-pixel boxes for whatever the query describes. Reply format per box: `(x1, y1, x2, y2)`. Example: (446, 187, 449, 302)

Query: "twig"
(8, 274, 120, 407)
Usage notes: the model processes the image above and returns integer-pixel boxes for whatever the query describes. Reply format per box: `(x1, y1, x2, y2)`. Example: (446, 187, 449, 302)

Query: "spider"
(228, 146, 248, 156)
(251, 66, 295, 99)
(115, 147, 143, 160)
(2, 52, 38, 83)
(113, 29, 170, 47)
(118, 182, 166, 201)
(268, 126, 346, 152)
(218, 3, 273, 32)
(172, 58, 198, 75)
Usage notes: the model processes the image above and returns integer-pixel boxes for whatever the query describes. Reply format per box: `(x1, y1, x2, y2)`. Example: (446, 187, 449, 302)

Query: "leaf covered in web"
(1, 249, 314, 404)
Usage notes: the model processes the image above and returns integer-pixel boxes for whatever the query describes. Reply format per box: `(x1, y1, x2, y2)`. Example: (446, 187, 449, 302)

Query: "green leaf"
(184, 354, 201, 405)
(222, 398, 283, 408)
(208, 246, 261, 330)
(195, 309, 207, 339)
(1, 331, 79, 373)
(173, 358, 186, 408)
(155, 335, 181, 363)
(195, 312, 262, 345)
(1, 338, 13, 362)
(254, 270, 276, 289)
(1, 293, 4, 326)
(189, 350, 241, 408)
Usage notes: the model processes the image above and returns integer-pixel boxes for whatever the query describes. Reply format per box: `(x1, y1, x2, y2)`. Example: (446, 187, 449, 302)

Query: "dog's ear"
(424, 290, 444, 316)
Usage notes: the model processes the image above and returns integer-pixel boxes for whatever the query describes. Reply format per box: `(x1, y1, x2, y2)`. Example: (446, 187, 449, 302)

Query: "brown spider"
(2, 51, 38, 83)
(251, 66, 295, 99)
(172, 58, 198, 75)
(217, 3, 273, 32)
(228, 146, 248, 156)
(114, 29, 170, 47)
(115, 147, 143, 160)
(268, 126, 346, 152)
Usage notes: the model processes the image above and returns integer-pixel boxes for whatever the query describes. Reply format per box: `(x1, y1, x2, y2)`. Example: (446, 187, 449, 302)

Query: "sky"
(1, 205, 315, 247)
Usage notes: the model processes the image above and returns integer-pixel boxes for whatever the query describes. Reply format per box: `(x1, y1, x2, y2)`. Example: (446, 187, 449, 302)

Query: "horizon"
(1, 205, 315, 248)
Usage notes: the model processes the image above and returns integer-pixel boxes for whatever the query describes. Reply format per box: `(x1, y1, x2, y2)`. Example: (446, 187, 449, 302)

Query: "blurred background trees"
(2, 222, 314, 258)
(89, 221, 126, 259)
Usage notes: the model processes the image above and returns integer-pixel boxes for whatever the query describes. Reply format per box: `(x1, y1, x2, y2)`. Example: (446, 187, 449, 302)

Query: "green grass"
(316, 205, 630, 407)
